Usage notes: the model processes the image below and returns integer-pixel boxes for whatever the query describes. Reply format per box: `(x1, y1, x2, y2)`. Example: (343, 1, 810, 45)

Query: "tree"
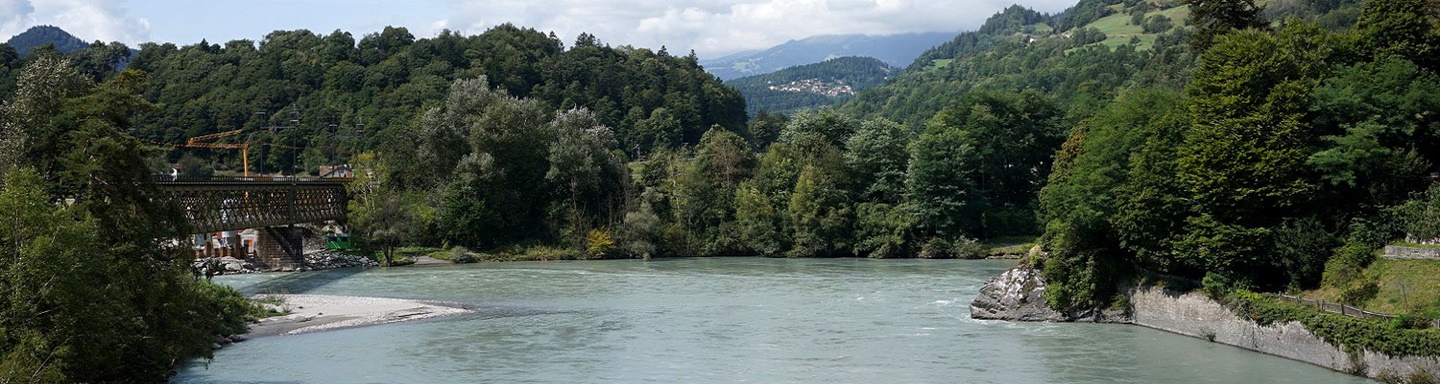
(908, 120, 980, 238)
(347, 153, 417, 265)
(914, 91, 1063, 238)
(1184, 0, 1267, 52)
(778, 108, 859, 149)
(733, 182, 784, 256)
(845, 118, 912, 204)
(747, 110, 789, 151)
(1354, 0, 1440, 71)
(786, 165, 851, 257)
(546, 108, 626, 243)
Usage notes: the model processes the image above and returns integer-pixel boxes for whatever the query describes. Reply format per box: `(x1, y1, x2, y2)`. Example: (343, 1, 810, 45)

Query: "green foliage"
(779, 108, 859, 149)
(1227, 290, 1440, 357)
(347, 152, 420, 265)
(786, 165, 853, 257)
(585, 229, 618, 259)
(733, 183, 785, 256)
(0, 61, 257, 382)
(1202, 271, 1237, 298)
(844, 118, 911, 204)
(123, 24, 744, 173)
(853, 203, 916, 258)
(1397, 185, 1440, 241)
(1273, 217, 1339, 289)
(1143, 14, 1175, 33)
(1322, 240, 1379, 289)
(911, 90, 1062, 239)
(1183, 0, 1266, 52)
(747, 110, 789, 151)
(409, 77, 626, 250)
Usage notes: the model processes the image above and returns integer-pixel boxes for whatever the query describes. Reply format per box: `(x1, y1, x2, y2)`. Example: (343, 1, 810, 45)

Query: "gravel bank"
(247, 294, 473, 337)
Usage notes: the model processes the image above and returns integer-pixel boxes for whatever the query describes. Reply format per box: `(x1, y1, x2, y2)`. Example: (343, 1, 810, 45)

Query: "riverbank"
(246, 294, 473, 337)
(972, 265, 1440, 382)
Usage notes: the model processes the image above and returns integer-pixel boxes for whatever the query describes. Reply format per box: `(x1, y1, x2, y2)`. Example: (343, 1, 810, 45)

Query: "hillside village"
(766, 78, 856, 97)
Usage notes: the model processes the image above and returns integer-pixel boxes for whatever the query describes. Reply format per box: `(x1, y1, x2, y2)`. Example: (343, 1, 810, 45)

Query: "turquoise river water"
(173, 258, 1373, 383)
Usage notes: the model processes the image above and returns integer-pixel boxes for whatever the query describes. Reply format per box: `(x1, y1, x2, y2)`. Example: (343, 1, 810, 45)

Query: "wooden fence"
(1264, 293, 1440, 328)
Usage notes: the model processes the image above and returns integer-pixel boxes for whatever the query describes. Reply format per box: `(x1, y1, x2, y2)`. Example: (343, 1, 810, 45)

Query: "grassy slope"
(1307, 258, 1440, 317)
(920, 4, 1188, 72)
(1365, 259, 1440, 315)
(1089, 5, 1190, 51)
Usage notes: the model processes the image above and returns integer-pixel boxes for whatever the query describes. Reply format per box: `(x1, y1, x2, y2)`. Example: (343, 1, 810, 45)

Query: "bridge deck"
(158, 181, 348, 233)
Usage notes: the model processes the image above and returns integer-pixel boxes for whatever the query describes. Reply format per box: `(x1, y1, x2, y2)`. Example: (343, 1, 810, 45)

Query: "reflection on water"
(176, 258, 1373, 384)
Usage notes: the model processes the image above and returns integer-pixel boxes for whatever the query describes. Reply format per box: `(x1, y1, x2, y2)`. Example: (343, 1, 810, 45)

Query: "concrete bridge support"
(255, 226, 305, 270)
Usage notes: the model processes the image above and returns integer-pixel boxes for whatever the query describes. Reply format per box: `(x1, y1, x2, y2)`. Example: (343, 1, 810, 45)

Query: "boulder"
(970, 265, 1129, 323)
(971, 266, 1068, 321)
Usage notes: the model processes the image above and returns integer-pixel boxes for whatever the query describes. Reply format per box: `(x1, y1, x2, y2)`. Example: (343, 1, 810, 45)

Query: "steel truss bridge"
(156, 179, 349, 270)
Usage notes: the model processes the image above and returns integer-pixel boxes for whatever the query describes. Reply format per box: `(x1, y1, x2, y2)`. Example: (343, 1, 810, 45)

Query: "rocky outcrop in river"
(969, 264, 1128, 323)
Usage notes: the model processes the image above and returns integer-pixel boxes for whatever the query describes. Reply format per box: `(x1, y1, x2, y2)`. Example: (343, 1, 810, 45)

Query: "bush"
(1323, 240, 1378, 288)
(919, 237, 955, 259)
(198, 280, 277, 335)
(954, 237, 986, 259)
(1142, 14, 1173, 33)
(1202, 272, 1235, 299)
(448, 246, 475, 264)
(1227, 290, 1440, 357)
(1397, 185, 1440, 241)
(586, 229, 618, 259)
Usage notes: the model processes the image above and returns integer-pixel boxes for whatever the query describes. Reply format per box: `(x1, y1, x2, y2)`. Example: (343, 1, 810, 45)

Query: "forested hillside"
(5, 25, 89, 56)
(1038, 0, 1440, 313)
(125, 25, 745, 175)
(726, 56, 895, 115)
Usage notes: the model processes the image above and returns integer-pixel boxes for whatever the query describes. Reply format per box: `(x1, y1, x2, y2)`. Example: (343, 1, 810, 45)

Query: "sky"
(1, 0, 1078, 58)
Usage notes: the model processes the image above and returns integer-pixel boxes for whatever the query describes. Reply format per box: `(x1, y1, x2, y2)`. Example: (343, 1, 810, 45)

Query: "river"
(173, 258, 1373, 383)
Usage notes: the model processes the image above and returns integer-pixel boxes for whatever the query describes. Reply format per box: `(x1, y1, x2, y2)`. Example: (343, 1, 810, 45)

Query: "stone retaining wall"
(1383, 245, 1440, 260)
(1128, 286, 1440, 379)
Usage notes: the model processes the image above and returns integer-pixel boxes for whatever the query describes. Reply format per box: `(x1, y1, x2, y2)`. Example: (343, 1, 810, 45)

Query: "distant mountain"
(6, 25, 90, 56)
(699, 32, 954, 80)
(726, 56, 896, 116)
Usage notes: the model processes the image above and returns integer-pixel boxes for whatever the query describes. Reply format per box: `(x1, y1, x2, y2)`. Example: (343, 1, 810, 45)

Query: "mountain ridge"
(700, 32, 954, 80)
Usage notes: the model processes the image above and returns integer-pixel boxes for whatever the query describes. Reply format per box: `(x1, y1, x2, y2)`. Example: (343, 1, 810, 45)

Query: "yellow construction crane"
(182, 129, 252, 178)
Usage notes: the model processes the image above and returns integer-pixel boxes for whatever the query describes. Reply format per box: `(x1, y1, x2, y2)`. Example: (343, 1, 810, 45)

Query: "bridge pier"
(255, 226, 305, 271)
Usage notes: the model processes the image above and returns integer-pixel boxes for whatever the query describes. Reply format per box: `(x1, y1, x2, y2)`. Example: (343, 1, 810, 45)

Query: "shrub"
(1227, 290, 1440, 357)
(1323, 241, 1377, 288)
(448, 246, 475, 264)
(198, 281, 277, 335)
(586, 229, 618, 259)
(954, 237, 986, 259)
(1142, 14, 1173, 33)
(918, 237, 955, 259)
(1202, 272, 1235, 299)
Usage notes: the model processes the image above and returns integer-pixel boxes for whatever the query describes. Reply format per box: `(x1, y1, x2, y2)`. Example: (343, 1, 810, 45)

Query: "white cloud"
(0, 0, 150, 46)
(438, 0, 1079, 57)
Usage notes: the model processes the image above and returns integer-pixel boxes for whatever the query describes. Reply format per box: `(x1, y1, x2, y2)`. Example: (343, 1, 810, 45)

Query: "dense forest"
(1038, 0, 1440, 310)
(726, 56, 896, 115)
(124, 25, 744, 174)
